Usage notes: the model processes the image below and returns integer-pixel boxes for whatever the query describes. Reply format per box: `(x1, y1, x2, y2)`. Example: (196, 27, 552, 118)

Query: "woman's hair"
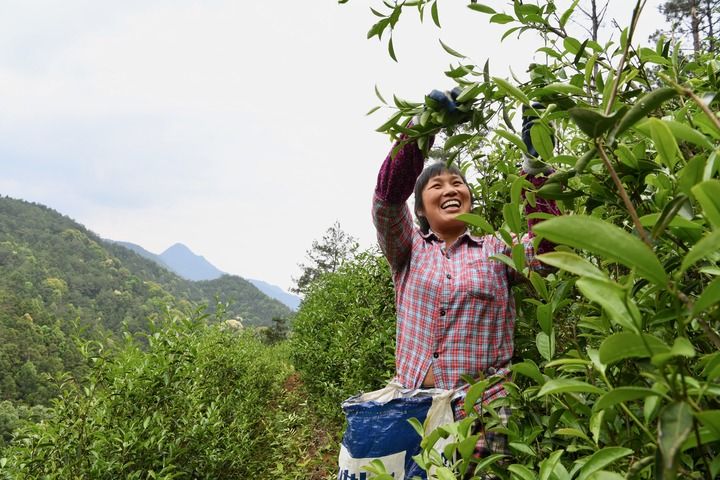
(413, 161, 474, 233)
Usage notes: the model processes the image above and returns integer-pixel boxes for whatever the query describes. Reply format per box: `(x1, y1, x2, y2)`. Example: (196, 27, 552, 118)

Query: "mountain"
(248, 279, 301, 310)
(118, 240, 301, 310)
(159, 243, 224, 281)
(114, 240, 169, 268)
(0, 195, 291, 330)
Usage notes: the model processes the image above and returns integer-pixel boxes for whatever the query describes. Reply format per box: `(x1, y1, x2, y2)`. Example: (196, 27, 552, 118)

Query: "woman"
(372, 106, 559, 458)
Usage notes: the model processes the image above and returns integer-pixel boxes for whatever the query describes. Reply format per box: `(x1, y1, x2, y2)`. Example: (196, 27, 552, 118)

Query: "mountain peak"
(162, 243, 193, 255)
(159, 243, 224, 281)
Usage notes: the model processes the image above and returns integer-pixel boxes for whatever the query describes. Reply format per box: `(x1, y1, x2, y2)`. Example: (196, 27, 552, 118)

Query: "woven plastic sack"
(337, 382, 455, 480)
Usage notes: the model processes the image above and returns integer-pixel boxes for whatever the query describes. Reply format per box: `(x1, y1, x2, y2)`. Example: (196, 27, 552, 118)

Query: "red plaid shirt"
(372, 140, 558, 418)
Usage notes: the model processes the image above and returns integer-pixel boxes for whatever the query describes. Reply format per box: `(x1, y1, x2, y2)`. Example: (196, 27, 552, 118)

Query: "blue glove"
(427, 89, 457, 113)
(427, 87, 463, 113)
(417, 87, 472, 129)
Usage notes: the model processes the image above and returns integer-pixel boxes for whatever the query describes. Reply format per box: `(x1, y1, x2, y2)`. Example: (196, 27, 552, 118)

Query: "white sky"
(0, 1, 666, 291)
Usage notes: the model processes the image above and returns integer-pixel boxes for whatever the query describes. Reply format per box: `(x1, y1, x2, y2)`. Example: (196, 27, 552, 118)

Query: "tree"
(290, 251, 396, 419)
(291, 221, 358, 295)
(575, 0, 609, 43)
(657, 0, 720, 53)
(340, 0, 720, 478)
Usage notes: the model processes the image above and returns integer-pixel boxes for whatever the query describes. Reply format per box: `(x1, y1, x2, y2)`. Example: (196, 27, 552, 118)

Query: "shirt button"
(433, 352, 439, 359)
(440, 309, 446, 316)
(446, 273, 452, 279)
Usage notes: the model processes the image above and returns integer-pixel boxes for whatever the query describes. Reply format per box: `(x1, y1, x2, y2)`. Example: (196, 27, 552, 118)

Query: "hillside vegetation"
(3, 1, 720, 479)
(0, 195, 290, 410)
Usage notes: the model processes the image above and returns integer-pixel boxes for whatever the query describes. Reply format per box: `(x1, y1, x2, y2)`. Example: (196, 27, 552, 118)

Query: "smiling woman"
(368, 105, 561, 474)
(413, 162, 474, 246)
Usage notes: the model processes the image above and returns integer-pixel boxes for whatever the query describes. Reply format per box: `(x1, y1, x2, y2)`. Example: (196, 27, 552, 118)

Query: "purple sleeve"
(523, 172, 561, 255)
(374, 137, 427, 204)
(372, 133, 432, 272)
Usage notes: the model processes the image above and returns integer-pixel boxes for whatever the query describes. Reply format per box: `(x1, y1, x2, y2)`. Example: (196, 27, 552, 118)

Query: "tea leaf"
(576, 277, 639, 332)
(493, 76, 530, 104)
(577, 447, 633, 480)
(658, 401, 693, 470)
(679, 229, 720, 274)
(537, 378, 604, 397)
(599, 333, 670, 365)
(537, 252, 607, 280)
(533, 215, 668, 286)
(593, 387, 662, 412)
(693, 276, 720, 315)
(692, 179, 720, 229)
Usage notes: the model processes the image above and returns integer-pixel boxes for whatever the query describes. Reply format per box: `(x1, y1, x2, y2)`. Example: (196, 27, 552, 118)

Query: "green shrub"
(340, 1, 720, 478)
(290, 251, 397, 419)
(2, 313, 290, 479)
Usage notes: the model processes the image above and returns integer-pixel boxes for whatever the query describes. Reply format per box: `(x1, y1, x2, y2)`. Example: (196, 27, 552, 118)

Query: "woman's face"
(419, 171, 472, 233)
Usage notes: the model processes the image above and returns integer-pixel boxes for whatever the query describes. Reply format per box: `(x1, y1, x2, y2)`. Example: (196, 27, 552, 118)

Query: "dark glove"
(427, 87, 463, 113)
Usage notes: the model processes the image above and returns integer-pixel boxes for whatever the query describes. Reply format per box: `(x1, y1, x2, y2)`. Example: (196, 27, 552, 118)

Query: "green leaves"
(692, 179, 720, 229)
(538, 252, 606, 280)
(568, 108, 625, 138)
(679, 228, 720, 275)
(537, 378, 604, 397)
(647, 118, 680, 168)
(613, 87, 678, 137)
(530, 123, 555, 161)
(658, 402, 694, 471)
(490, 13, 515, 25)
(533, 215, 668, 286)
(464, 379, 489, 415)
(576, 277, 639, 332)
(456, 213, 493, 234)
(511, 360, 545, 384)
(693, 277, 720, 315)
(593, 387, 663, 412)
(493, 76, 530, 105)
(643, 119, 714, 149)
(536, 331, 555, 361)
(495, 129, 529, 154)
(695, 410, 720, 436)
(467, 3, 496, 14)
(439, 39, 465, 58)
(577, 447, 633, 480)
(599, 333, 670, 365)
(507, 464, 535, 480)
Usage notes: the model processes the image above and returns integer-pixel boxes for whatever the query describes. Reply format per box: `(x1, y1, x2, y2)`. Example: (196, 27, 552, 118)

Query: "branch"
(595, 141, 652, 246)
(699, 317, 720, 350)
(658, 72, 720, 132)
(604, 0, 647, 115)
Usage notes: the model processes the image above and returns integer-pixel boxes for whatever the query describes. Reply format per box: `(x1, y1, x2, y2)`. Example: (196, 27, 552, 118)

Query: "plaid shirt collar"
(419, 228, 485, 246)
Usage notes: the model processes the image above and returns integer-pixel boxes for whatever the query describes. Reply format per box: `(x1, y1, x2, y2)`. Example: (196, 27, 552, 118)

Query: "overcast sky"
(0, 1, 667, 291)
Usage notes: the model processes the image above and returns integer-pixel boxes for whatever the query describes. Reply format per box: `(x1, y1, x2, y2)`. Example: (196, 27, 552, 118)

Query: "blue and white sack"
(337, 382, 455, 480)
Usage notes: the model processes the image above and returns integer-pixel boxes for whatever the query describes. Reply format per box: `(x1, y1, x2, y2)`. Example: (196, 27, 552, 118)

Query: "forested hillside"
(0, 195, 291, 409)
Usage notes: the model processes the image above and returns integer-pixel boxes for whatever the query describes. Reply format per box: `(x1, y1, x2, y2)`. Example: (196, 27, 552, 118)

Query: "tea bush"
(342, 1, 720, 478)
(1, 313, 290, 479)
(290, 251, 397, 420)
